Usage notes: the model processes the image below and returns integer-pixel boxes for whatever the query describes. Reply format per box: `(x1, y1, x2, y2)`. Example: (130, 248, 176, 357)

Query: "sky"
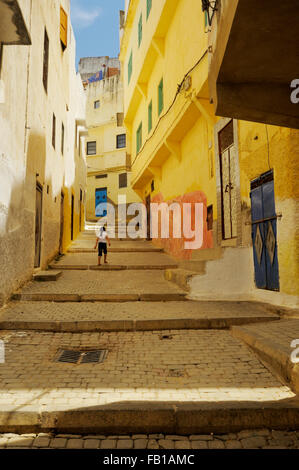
(71, 0, 124, 67)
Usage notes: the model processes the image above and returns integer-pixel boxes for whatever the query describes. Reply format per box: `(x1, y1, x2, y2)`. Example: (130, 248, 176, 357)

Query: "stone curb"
(48, 265, 178, 271)
(11, 293, 187, 302)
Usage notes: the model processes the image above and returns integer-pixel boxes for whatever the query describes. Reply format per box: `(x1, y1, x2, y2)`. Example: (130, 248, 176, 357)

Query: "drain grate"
(56, 349, 107, 364)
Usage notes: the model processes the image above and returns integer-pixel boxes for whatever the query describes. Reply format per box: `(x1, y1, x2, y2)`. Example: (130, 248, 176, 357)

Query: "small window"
(119, 173, 128, 189)
(87, 141, 96, 155)
(136, 122, 142, 154)
(207, 205, 213, 231)
(151, 180, 155, 193)
(128, 51, 133, 84)
(60, 6, 68, 50)
(117, 112, 124, 127)
(158, 78, 164, 116)
(43, 29, 49, 92)
(138, 14, 143, 47)
(94, 100, 100, 109)
(96, 174, 108, 179)
(52, 114, 56, 149)
(61, 122, 64, 155)
(116, 134, 126, 149)
(148, 101, 152, 133)
(147, 0, 152, 19)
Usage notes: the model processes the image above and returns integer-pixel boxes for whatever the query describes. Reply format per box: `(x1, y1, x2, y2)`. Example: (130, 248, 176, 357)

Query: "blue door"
(95, 188, 107, 217)
(250, 171, 279, 291)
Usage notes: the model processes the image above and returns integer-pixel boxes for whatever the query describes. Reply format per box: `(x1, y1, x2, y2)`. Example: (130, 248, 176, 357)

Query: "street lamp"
(201, 0, 218, 26)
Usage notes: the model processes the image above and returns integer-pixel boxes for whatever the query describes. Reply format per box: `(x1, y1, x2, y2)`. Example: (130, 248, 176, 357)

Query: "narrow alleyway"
(0, 227, 299, 449)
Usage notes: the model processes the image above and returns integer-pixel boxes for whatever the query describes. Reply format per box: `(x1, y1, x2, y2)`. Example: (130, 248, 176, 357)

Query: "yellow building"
(84, 66, 141, 222)
(120, 0, 299, 308)
(0, 0, 86, 305)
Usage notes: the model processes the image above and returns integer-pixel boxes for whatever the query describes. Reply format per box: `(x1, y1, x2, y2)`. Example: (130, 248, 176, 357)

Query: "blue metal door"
(250, 171, 279, 291)
(95, 188, 107, 217)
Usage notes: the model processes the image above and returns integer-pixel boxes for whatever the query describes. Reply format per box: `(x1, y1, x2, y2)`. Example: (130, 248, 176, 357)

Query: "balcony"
(208, 0, 299, 129)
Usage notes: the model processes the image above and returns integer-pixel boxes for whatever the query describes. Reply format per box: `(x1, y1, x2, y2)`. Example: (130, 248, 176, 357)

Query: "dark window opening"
(207, 205, 213, 231)
(119, 173, 127, 188)
(52, 114, 56, 149)
(94, 100, 100, 109)
(43, 29, 49, 92)
(117, 134, 126, 149)
(151, 180, 155, 192)
(61, 122, 64, 155)
(96, 174, 108, 179)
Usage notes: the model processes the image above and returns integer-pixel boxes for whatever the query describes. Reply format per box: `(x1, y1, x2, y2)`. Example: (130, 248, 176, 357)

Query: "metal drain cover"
(56, 349, 107, 364)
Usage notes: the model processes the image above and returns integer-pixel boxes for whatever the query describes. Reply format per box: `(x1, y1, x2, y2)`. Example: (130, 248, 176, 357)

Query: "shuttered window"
(148, 101, 152, 133)
(138, 14, 142, 47)
(128, 51, 133, 84)
(43, 29, 49, 92)
(60, 6, 68, 49)
(147, 0, 152, 19)
(87, 141, 97, 155)
(136, 123, 142, 154)
(158, 78, 164, 116)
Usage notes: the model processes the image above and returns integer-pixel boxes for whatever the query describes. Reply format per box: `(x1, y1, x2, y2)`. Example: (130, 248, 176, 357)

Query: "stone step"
(48, 264, 178, 271)
(33, 271, 62, 282)
(68, 248, 163, 253)
(11, 293, 187, 302)
(1, 399, 299, 435)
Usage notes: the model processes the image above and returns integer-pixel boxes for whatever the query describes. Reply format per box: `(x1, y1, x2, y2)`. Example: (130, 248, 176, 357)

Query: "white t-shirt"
(98, 231, 108, 243)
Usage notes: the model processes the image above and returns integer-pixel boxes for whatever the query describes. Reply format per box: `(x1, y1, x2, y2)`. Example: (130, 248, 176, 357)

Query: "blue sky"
(71, 0, 124, 67)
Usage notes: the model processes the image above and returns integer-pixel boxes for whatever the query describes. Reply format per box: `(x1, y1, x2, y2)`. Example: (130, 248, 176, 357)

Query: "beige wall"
(0, 0, 86, 305)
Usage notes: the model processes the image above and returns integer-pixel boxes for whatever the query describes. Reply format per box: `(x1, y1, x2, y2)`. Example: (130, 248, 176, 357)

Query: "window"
(138, 14, 142, 47)
(119, 173, 128, 189)
(43, 29, 49, 92)
(94, 100, 100, 109)
(87, 141, 96, 155)
(158, 78, 164, 115)
(60, 6, 68, 50)
(116, 134, 126, 149)
(128, 51, 133, 84)
(151, 180, 155, 193)
(117, 112, 124, 127)
(147, 0, 152, 19)
(136, 122, 142, 154)
(96, 174, 107, 179)
(61, 122, 64, 155)
(207, 205, 213, 231)
(52, 114, 56, 149)
(148, 101, 152, 133)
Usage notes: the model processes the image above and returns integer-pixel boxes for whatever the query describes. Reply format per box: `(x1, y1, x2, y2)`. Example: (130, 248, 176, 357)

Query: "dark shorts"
(98, 242, 107, 256)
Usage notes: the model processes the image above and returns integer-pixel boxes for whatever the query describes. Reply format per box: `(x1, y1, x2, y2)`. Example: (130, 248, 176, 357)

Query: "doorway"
(95, 187, 107, 218)
(250, 170, 280, 291)
(219, 120, 238, 240)
(71, 194, 74, 241)
(34, 184, 43, 268)
(59, 192, 64, 254)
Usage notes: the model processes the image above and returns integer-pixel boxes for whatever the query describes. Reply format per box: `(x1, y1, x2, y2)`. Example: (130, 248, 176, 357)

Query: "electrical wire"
(131, 49, 208, 167)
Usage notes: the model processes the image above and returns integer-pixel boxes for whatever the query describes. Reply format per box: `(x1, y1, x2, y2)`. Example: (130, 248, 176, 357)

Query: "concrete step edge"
(11, 293, 187, 302)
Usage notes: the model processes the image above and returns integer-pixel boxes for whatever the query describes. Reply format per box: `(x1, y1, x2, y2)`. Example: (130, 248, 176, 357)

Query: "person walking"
(94, 226, 111, 266)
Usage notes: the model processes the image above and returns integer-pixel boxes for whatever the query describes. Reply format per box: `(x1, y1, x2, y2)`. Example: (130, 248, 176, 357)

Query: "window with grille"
(94, 100, 100, 109)
(158, 78, 164, 116)
(148, 101, 152, 133)
(60, 6, 68, 50)
(128, 51, 133, 84)
(136, 122, 142, 154)
(138, 14, 143, 47)
(52, 114, 56, 149)
(119, 173, 127, 189)
(147, 0, 152, 19)
(43, 29, 49, 92)
(87, 141, 96, 155)
(116, 134, 126, 149)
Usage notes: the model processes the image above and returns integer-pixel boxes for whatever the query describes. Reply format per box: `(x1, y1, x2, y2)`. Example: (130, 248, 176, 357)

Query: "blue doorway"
(95, 187, 107, 217)
(250, 170, 280, 291)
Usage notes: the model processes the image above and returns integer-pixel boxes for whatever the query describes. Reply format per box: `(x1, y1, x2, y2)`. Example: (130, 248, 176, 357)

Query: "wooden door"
(34, 185, 43, 267)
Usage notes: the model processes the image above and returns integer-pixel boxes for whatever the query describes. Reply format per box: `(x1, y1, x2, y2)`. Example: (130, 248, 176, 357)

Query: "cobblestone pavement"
(70, 239, 160, 251)
(15, 271, 185, 295)
(1, 430, 299, 449)
(0, 301, 279, 325)
(53, 252, 177, 266)
(0, 329, 293, 408)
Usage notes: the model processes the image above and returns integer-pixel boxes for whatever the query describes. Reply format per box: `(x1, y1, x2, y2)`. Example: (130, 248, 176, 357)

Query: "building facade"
(0, 0, 87, 306)
(84, 63, 141, 222)
(120, 0, 299, 308)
